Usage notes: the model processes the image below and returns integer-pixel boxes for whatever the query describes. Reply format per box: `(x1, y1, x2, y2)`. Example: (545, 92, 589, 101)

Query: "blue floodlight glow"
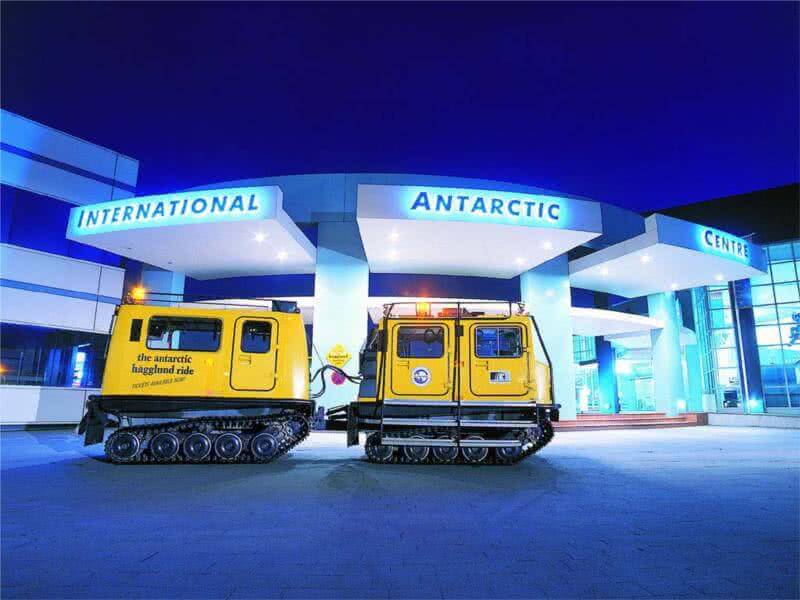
(67, 186, 278, 237)
(697, 226, 751, 264)
(401, 187, 571, 229)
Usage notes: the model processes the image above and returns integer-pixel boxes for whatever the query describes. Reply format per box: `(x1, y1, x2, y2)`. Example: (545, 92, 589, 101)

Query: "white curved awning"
(66, 186, 316, 279)
(357, 184, 602, 278)
(569, 214, 767, 297)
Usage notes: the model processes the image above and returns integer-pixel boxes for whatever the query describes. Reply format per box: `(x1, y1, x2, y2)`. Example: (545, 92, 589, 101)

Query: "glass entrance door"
(616, 352, 656, 412)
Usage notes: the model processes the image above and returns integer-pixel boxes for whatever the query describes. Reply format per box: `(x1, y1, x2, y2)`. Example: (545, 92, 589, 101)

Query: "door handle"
(474, 361, 489, 368)
(397, 360, 410, 367)
(238, 355, 252, 364)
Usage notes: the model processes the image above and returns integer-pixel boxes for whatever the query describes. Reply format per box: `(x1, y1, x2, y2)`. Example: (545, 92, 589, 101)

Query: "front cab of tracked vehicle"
(80, 302, 311, 446)
(329, 302, 559, 464)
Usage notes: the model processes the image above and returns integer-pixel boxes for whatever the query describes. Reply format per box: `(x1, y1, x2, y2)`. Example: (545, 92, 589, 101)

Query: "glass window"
(768, 243, 794, 262)
(777, 304, 800, 324)
(146, 317, 221, 352)
(750, 270, 772, 286)
(712, 328, 737, 348)
(572, 335, 596, 362)
(751, 285, 776, 306)
(717, 368, 740, 388)
(761, 365, 788, 388)
(397, 326, 444, 358)
(475, 327, 523, 358)
(753, 305, 778, 325)
(774, 282, 800, 304)
(710, 309, 733, 328)
(758, 345, 785, 367)
(781, 344, 800, 365)
(770, 261, 798, 283)
(715, 348, 738, 368)
(241, 321, 271, 353)
(707, 289, 731, 309)
(756, 325, 782, 346)
(0, 323, 108, 388)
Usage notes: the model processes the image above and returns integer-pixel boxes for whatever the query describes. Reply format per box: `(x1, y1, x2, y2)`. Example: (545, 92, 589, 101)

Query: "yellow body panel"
(101, 304, 309, 400)
(362, 314, 553, 404)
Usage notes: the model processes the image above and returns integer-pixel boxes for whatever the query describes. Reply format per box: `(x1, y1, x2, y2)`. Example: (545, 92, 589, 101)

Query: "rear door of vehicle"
(230, 317, 278, 391)
(467, 322, 529, 398)
(388, 322, 453, 398)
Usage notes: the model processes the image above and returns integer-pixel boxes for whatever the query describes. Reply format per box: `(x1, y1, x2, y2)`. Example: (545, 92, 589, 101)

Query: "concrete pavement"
(2, 426, 798, 599)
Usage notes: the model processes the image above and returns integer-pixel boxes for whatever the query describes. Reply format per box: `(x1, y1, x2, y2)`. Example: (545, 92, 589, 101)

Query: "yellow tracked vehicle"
(327, 301, 559, 465)
(79, 297, 312, 464)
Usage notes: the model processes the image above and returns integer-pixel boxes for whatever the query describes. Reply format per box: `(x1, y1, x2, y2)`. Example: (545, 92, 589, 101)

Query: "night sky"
(2, 2, 798, 210)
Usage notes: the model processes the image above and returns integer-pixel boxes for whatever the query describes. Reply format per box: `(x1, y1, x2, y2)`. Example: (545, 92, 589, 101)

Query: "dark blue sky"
(2, 2, 798, 210)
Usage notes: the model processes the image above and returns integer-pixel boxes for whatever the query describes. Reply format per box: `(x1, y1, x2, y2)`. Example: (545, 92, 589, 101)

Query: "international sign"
(326, 344, 351, 369)
(68, 186, 278, 237)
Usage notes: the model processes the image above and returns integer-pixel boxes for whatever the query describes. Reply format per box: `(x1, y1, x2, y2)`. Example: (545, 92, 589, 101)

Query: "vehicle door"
(467, 322, 529, 397)
(230, 317, 277, 391)
(388, 322, 453, 398)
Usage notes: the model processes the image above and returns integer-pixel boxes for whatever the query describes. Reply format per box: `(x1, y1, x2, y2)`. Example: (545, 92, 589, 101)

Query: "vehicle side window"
(146, 317, 221, 352)
(129, 319, 143, 342)
(475, 327, 522, 358)
(397, 326, 444, 358)
(241, 321, 271, 353)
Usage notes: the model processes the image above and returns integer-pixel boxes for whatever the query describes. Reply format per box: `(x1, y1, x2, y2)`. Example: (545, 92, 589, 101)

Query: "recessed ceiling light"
(388, 231, 399, 242)
(277, 250, 288, 261)
(601, 267, 609, 276)
(542, 241, 553, 250)
(254, 233, 266, 243)
(388, 250, 398, 261)
(640, 254, 652, 264)
(715, 273, 724, 281)
(545, 289, 555, 298)
(670, 283, 678, 290)
(515, 257, 525, 266)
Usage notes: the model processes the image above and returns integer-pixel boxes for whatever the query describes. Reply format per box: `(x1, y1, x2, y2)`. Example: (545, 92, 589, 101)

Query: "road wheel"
(106, 430, 141, 463)
(431, 436, 458, 464)
(150, 432, 180, 461)
(214, 433, 243, 461)
(365, 433, 395, 463)
(461, 435, 489, 464)
(182, 433, 212, 462)
(402, 436, 430, 463)
(251, 432, 280, 462)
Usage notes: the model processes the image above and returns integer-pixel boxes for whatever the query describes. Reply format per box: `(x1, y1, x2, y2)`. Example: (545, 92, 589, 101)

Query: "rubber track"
(104, 413, 310, 464)
(365, 421, 555, 466)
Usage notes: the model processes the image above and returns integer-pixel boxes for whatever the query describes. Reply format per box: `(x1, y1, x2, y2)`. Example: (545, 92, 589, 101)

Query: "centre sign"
(700, 227, 751, 262)
(68, 186, 279, 237)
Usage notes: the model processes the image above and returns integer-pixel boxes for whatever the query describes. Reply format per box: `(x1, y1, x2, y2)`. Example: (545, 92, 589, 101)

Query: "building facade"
(1, 109, 797, 424)
(0, 110, 138, 423)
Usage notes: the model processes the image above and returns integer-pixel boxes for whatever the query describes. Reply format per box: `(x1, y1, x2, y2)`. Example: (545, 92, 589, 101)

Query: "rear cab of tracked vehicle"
(80, 299, 311, 448)
(329, 301, 559, 464)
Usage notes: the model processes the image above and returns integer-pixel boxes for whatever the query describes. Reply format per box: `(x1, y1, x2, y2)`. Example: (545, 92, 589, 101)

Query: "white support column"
(520, 255, 577, 420)
(311, 222, 369, 408)
(648, 291, 686, 416)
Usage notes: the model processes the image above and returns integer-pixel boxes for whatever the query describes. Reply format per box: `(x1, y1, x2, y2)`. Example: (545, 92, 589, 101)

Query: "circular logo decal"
(411, 367, 431, 387)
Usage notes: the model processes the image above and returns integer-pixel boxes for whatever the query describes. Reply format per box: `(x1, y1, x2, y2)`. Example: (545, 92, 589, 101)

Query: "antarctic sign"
(356, 184, 602, 233)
